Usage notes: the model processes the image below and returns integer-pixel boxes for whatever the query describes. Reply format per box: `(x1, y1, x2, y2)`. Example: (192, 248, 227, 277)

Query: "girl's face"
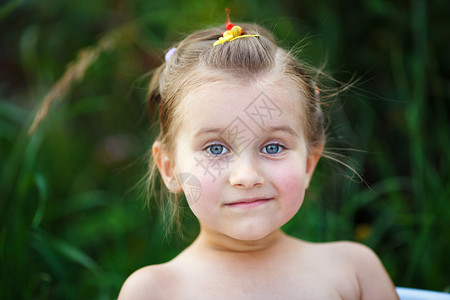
(157, 79, 320, 241)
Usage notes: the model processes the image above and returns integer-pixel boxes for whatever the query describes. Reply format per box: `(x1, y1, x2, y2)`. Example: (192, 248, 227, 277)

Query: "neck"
(192, 225, 288, 254)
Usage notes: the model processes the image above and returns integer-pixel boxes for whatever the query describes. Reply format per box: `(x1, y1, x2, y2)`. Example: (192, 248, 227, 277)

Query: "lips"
(224, 197, 273, 208)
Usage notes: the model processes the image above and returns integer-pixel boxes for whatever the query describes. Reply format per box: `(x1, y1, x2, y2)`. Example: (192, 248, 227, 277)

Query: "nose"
(228, 154, 264, 189)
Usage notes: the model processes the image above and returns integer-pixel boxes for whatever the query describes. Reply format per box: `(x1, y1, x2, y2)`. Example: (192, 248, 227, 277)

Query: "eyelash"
(204, 142, 286, 157)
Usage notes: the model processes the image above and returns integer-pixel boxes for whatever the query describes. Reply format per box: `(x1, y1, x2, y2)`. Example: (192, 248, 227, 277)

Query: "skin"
(118, 78, 399, 300)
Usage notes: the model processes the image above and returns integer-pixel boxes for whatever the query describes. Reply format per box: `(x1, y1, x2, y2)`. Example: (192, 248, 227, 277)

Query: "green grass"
(1, 0, 449, 298)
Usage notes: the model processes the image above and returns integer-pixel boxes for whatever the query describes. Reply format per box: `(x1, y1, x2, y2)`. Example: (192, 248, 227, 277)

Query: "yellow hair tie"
(213, 25, 260, 46)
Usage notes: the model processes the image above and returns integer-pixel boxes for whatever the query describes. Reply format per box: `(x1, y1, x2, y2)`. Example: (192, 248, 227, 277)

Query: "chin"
(224, 224, 276, 241)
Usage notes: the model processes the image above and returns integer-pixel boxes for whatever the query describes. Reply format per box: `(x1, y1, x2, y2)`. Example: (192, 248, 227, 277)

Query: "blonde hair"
(146, 23, 325, 233)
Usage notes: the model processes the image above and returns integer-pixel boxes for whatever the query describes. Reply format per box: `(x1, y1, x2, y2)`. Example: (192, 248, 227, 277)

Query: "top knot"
(213, 9, 259, 46)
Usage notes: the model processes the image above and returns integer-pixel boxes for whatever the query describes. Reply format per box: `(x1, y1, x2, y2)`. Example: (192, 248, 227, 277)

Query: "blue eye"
(206, 144, 229, 156)
(261, 144, 283, 154)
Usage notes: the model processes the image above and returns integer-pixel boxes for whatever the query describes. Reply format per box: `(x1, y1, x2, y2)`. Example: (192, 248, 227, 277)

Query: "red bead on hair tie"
(225, 8, 234, 30)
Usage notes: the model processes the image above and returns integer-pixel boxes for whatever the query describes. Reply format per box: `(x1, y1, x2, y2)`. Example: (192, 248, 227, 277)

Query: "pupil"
(267, 145, 279, 154)
(211, 145, 223, 154)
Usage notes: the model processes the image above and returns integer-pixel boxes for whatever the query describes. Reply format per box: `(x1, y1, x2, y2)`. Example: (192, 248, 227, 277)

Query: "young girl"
(119, 20, 399, 299)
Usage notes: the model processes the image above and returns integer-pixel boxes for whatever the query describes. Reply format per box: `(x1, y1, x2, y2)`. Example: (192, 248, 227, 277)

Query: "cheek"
(278, 168, 306, 189)
(181, 175, 224, 227)
(196, 176, 221, 204)
(178, 163, 223, 212)
(268, 160, 307, 205)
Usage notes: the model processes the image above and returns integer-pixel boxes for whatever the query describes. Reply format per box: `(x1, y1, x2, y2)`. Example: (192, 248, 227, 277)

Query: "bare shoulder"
(319, 240, 381, 261)
(299, 239, 381, 260)
(319, 241, 399, 300)
(118, 263, 173, 300)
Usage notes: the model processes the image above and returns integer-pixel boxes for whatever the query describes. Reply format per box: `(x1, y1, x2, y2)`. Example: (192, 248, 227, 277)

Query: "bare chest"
(160, 263, 359, 300)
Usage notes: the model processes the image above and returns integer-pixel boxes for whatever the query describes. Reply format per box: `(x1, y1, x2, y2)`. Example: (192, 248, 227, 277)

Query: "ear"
(152, 141, 182, 193)
(305, 143, 323, 189)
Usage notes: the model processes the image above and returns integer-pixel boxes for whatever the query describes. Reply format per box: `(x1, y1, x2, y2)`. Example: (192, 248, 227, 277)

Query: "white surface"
(397, 287, 450, 300)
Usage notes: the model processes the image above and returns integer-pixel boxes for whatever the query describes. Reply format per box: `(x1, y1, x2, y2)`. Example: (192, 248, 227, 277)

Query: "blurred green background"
(1, 0, 449, 298)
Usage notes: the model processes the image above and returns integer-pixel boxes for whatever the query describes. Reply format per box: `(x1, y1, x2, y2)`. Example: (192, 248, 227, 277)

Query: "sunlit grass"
(1, 0, 449, 298)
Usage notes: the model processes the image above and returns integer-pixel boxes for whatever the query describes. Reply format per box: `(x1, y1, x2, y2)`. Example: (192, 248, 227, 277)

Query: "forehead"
(177, 80, 305, 135)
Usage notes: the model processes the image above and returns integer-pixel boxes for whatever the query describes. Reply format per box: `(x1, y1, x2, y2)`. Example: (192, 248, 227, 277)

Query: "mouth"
(224, 198, 274, 208)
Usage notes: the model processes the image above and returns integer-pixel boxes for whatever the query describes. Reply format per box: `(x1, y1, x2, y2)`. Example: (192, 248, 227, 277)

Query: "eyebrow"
(193, 127, 225, 138)
(267, 125, 298, 137)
